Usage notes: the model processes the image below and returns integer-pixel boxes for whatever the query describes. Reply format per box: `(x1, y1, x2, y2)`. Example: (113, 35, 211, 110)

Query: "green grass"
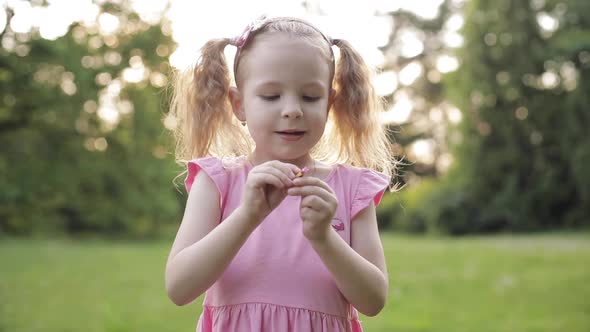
(1, 232, 589, 332)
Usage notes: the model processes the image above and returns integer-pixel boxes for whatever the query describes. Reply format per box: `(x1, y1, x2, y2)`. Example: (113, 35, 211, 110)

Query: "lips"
(275, 130, 306, 141)
(275, 130, 306, 135)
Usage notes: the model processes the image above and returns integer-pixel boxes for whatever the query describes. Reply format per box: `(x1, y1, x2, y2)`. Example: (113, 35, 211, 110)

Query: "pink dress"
(185, 157, 390, 332)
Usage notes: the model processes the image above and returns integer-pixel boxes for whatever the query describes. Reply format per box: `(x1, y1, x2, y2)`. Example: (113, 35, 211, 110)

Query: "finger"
(255, 165, 294, 187)
(292, 177, 334, 194)
(301, 206, 323, 221)
(269, 160, 301, 178)
(250, 172, 286, 190)
(300, 195, 331, 212)
(287, 185, 327, 197)
(288, 185, 336, 204)
(259, 161, 301, 184)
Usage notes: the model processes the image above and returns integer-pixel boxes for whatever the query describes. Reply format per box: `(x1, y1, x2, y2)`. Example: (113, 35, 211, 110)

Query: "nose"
(281, 97, 303, 119)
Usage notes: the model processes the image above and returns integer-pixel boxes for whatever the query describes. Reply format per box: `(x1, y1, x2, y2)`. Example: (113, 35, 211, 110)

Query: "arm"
(309, 202, 388, 317)
(165, 170, 257, 306)
(165, 160, 301, 306)
(288, 176, 388, 316)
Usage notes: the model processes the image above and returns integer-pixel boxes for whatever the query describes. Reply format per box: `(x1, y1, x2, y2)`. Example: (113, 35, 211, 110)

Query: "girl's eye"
(260, 95, 279, 101)
(303, 96, 321, 102)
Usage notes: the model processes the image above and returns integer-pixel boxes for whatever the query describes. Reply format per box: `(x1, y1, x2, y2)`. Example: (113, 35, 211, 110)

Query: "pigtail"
(328, 39, 395, 177)
(169, 38, 252, 164)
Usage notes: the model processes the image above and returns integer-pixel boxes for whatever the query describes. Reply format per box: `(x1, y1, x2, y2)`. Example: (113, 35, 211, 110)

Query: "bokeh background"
(1, 0, 589, 331)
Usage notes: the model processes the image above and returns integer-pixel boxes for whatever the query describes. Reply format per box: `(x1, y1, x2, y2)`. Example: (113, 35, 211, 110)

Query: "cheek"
(313, 102, 330, 123)
(244, 109, 272, 140)
(249, 121, 267, 133)
(309, 110, 328, 136)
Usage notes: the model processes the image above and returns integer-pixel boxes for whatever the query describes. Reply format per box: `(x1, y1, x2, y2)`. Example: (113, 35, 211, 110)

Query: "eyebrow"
(254, 81, 327, 90)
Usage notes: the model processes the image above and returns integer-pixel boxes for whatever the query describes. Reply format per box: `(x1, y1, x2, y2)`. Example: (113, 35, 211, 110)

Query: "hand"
(241, 160, 300, 225)
(287, 176, 338, 243)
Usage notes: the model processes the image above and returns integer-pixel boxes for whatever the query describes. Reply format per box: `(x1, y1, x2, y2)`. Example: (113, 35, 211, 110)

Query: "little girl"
(165, 16, 395, 332)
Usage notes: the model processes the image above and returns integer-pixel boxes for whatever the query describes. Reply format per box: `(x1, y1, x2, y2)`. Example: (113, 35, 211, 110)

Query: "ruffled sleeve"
(350, 169, 391, 219)
(185, 157, 228, 207)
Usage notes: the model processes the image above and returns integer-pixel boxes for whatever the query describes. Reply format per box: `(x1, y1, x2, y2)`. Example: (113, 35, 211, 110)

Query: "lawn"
(1, 232, 589, 332)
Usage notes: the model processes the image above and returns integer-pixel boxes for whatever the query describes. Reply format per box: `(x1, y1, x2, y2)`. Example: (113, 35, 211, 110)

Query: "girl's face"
(231, 32, 333, 164)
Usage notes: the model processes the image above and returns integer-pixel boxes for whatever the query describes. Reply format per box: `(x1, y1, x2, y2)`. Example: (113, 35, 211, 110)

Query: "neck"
(249, 150, 314, 170)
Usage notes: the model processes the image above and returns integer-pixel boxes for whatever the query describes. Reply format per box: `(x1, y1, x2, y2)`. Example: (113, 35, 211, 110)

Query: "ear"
(228, 87, 245, 121)
(327, 88, 336, 112)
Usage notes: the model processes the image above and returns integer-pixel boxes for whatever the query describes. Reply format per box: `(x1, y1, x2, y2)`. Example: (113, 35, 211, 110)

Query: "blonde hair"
(168, 18, 395, 178)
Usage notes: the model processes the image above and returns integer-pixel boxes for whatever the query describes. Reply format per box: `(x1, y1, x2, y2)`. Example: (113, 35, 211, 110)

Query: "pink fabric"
(185, 156, 390, 332)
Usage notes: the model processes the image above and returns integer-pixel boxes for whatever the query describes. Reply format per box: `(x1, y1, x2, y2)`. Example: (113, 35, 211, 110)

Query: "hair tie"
(231, 16, 267, 48)
(230, 15, 268, 74)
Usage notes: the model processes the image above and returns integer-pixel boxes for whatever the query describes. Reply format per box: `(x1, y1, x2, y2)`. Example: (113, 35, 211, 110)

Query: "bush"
(440, 0, 590, 233)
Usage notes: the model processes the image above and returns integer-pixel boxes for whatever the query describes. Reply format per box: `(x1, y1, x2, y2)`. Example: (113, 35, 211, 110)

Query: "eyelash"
(303, 96, 321, 102)
(260, 95, 321, 102)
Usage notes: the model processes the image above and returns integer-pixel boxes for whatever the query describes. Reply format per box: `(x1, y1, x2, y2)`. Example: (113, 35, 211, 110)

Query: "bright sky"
(0, 0, 472, 163)
(165, 0, 447, 69)
(0, 0, 464, 124)
(0, 0, 450, 69)
(0, 0, 458, 155)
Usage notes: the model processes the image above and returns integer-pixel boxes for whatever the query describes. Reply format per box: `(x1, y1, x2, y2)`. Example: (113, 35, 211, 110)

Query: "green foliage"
(379, 182, 435, 233)
(3, 0, 588, 237)
(433, 0, 590, 233)
(0, 2, 183, 238)
(380, 1, 461, 185)
(380, 177, 498, 235)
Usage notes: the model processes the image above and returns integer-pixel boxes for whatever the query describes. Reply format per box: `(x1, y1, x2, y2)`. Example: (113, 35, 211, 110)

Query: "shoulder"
(185, 156, 248, 193)
(187, 155, 248, 172)
(330, 163, 390, 188)
(329, 164, 391, 219)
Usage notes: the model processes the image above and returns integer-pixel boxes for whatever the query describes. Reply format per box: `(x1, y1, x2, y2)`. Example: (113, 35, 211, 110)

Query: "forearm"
(166, 206, 257, 306)
(310, 229, 388, 316)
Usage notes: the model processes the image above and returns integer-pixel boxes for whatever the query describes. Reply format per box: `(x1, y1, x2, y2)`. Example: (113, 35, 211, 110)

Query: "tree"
(379, 0, 463, 186)
(0, 1, 181, 237)
(441, 0, 590, 233)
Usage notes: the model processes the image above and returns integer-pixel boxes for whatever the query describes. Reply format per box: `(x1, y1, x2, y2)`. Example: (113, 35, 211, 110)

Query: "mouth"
(275, 130, 306, 141)
(275, 130, 306, 135)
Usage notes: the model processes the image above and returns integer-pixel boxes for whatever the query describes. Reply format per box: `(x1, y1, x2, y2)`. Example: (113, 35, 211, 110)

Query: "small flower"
(296, 167, 310, 177)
